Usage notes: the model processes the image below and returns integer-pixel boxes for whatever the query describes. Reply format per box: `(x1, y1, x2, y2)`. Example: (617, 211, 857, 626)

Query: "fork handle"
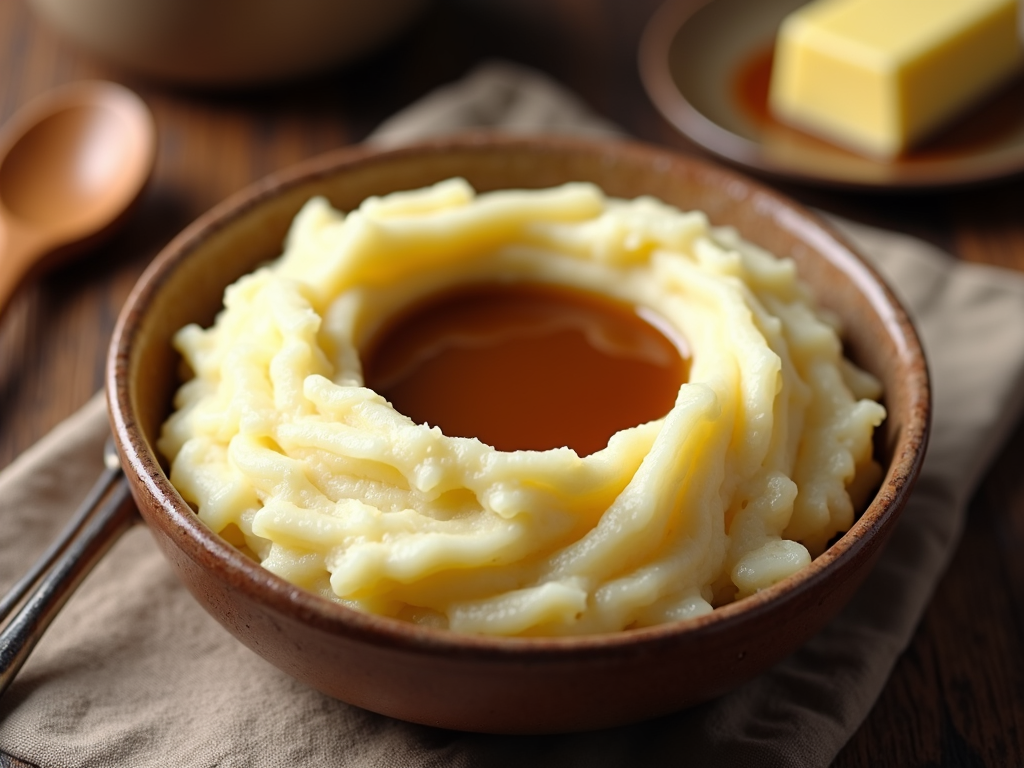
(0, 475, 136, 696)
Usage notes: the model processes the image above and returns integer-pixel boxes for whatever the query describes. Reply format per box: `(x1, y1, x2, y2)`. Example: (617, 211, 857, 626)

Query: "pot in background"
(29, 0, 428, 86)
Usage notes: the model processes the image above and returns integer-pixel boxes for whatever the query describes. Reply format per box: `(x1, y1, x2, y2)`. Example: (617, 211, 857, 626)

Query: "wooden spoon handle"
(0, 215, 47, 323)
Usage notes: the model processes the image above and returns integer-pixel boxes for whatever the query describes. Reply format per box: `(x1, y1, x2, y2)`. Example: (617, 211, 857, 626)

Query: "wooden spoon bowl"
(106, 135, 929, 734)
(0, 80, 155, 319)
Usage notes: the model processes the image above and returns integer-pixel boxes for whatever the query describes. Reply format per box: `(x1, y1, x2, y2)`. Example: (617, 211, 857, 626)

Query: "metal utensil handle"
(0, 440, 124, 621)
(0, 442, 137, 696)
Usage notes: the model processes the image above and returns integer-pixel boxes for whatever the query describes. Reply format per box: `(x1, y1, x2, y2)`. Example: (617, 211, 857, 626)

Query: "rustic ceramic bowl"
(106, 135, 929, 734)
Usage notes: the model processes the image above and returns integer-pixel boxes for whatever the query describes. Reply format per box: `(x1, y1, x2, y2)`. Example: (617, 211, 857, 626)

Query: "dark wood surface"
(1, 0, 1023, 765)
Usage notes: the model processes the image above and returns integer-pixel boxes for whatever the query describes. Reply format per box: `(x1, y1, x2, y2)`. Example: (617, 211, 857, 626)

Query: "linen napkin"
(3, 61, 1024, 768)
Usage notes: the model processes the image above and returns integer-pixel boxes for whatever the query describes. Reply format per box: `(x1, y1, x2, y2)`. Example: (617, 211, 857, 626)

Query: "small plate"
(639, 0, 1024, 190)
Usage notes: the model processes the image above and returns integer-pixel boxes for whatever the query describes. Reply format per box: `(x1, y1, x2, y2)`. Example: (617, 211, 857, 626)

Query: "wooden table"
(2, 0, 1022, 765)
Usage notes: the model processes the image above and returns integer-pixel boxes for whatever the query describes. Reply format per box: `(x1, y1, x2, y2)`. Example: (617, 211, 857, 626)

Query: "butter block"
(768, 0, 1024, 158)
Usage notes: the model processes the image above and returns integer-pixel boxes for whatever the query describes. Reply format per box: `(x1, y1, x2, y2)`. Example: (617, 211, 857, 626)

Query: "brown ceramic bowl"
(106, 135, 929, 734)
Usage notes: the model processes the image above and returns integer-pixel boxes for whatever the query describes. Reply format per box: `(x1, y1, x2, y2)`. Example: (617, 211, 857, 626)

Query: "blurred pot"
(29, 0, 428, 86)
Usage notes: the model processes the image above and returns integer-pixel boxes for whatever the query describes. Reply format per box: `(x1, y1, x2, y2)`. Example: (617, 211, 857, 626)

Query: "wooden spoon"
(0, 81, 155, 320)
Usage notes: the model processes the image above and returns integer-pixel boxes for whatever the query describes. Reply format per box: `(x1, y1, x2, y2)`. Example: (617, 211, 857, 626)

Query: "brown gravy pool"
(363, 282, 689, 456)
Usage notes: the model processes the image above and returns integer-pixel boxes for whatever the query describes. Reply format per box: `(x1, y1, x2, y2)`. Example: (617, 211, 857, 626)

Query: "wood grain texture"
(1, 0, 1022, 764)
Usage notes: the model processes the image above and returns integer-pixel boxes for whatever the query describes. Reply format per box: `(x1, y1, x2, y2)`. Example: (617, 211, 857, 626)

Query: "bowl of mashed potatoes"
(107, 135, 929, 733)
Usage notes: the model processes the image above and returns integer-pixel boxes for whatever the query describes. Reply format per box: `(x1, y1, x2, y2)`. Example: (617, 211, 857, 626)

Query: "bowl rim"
(107, 132, 931, 661)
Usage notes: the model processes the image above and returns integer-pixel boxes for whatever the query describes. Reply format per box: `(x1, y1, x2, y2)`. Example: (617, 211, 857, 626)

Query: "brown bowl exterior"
(106, 135, 929, 734)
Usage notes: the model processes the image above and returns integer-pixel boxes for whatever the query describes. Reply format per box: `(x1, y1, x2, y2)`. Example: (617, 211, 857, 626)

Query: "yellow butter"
(769, 0, 1024, 158)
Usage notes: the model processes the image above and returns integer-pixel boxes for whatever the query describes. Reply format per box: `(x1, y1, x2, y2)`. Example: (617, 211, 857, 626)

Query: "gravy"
(364, 282, 689, 456)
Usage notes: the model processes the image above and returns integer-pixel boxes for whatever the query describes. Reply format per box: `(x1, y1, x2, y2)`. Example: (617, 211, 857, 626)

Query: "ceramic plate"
(639, 0, 1024, 190)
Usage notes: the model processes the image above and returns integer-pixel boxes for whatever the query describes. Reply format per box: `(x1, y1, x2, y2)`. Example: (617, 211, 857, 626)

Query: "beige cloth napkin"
(3, 61, 1024, 768)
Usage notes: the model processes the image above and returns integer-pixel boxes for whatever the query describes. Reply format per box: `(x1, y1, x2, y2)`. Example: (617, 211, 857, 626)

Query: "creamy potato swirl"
(158, 179, 885, 636)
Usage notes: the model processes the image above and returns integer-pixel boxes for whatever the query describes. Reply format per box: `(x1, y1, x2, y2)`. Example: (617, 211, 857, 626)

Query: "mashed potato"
(158, 179, 885, 636)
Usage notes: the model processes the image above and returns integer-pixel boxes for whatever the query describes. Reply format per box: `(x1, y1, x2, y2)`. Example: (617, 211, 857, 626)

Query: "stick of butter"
(768, 0, 1024, 158)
